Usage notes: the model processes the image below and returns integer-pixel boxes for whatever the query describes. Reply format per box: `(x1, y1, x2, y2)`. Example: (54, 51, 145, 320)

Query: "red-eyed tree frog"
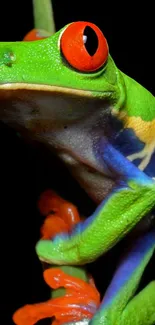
(0, 20, 154, 260)
(0, 14, 155, 325)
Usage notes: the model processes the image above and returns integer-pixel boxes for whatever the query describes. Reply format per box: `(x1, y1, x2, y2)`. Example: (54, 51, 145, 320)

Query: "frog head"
(0, 22, 126, 202)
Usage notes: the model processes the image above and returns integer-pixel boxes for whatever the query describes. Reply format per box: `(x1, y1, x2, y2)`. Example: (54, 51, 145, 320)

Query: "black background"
(0, 1, 155, 324)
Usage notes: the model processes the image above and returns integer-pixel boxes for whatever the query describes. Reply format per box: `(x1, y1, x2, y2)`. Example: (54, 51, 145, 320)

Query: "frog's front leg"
(90, 229, 155, 325)
(36, 139, 155, 265)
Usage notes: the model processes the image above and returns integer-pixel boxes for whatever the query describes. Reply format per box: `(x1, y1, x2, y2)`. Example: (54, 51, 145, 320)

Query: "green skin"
(0, 16, 155, 324)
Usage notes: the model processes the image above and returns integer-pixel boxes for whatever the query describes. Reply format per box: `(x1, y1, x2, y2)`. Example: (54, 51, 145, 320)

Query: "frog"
(0, 20, 155, 325)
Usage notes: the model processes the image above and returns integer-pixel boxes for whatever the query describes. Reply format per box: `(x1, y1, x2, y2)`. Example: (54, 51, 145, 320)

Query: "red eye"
(60, 21, 109, 72)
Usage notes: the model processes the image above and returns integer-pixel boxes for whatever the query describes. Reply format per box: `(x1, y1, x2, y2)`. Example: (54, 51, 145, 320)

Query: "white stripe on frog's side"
(127, 142, 155, 171)
(112, 110, 155, 173)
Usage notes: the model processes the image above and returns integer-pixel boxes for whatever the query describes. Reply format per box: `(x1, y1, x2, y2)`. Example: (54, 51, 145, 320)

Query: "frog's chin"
(0, 83, 114, 131)
(0, 82, 116, 205)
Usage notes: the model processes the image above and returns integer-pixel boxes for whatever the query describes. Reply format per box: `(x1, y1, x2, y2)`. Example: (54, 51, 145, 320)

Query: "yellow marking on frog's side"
(113, 110, 155, 171)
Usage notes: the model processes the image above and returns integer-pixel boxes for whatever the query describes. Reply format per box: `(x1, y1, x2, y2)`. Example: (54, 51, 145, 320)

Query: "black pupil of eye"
(83, 26, 98, 56)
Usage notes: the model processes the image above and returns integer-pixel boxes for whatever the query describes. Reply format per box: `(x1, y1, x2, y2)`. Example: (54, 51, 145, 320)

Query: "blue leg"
(90, 229, 155, 324)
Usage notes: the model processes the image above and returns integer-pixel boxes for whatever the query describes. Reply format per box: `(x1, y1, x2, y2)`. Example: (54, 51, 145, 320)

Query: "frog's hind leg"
(90, 229, 155, 325)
